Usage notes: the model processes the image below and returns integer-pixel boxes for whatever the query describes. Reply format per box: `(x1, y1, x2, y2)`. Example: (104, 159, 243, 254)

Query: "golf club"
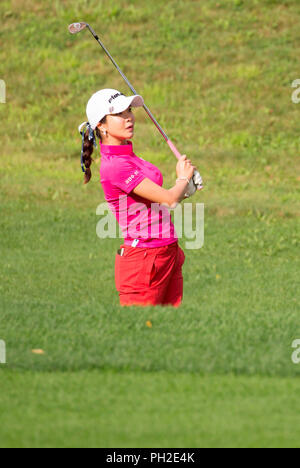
(68, 21, 203, 189)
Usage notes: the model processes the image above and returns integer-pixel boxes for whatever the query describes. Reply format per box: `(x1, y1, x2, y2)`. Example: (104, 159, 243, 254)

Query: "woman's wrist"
(172, 177, 191, 205)
(176, 176, 190, 185)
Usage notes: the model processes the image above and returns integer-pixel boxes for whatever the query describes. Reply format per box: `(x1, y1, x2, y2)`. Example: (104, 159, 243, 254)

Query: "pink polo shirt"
(99, 141, 177, 248)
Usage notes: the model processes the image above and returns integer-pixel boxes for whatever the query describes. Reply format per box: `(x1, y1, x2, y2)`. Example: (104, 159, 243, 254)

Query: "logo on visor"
(108, 92, 124, 104)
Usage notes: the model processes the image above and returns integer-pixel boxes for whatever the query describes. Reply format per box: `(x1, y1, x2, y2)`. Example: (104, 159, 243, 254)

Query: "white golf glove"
(193, 170, 203, 190)
(185, 178, 197, 198)
(184, 170, 204, 198)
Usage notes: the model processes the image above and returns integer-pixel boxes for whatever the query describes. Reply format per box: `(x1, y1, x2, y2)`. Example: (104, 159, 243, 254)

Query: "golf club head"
(68, 22, 87, 34)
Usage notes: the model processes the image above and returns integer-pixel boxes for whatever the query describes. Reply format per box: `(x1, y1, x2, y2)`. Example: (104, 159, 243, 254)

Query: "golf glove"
(193, 170, 203, 190)
(184, 178, 197, 198)
(184, 170, 203, 198)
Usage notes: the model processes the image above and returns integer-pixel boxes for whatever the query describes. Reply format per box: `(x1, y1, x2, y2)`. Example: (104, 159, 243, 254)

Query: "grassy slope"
(0, 0, 300, 447)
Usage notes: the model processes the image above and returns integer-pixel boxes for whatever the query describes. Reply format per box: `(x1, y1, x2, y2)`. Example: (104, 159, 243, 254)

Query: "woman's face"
(97, 105, 135, 145)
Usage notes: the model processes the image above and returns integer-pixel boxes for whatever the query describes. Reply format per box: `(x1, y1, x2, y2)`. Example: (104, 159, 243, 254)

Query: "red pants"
(115, 242, 185, 307)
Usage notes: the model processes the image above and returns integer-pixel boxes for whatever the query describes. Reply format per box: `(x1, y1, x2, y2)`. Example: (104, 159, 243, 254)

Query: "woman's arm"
(133, 155, 196, 208)
(133, 178, 189, 208)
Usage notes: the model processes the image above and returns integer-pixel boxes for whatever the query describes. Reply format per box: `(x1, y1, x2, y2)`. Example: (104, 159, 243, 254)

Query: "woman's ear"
(97, 123, 106, 136)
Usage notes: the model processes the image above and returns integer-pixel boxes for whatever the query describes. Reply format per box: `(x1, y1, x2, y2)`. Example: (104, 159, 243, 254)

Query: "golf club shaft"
(86, 24, 182, 160)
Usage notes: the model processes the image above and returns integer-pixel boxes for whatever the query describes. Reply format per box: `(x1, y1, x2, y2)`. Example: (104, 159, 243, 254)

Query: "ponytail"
(82, 128, 94, 184)
(78, 117, 107, 184)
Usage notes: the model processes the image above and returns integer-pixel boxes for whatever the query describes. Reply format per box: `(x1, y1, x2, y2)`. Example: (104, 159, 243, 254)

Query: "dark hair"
(82, 116, 107, 184)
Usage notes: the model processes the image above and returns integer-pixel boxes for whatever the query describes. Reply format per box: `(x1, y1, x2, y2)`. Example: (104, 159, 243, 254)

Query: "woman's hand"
(176, 155, 196, 181)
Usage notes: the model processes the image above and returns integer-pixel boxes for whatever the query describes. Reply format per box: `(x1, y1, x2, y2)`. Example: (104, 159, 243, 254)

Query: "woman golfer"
(79, 89, 200, 307)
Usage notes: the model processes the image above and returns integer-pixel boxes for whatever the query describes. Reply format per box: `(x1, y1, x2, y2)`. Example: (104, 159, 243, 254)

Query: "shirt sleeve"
(109, 159, 145, 194)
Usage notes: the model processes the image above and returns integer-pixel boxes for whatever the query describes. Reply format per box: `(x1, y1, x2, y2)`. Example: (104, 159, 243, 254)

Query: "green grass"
(0, 0, 300, 448)
(1, 371, 300, 448)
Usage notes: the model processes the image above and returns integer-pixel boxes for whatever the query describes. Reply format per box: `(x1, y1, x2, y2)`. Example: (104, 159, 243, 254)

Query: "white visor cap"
(86, 88, 144, 130)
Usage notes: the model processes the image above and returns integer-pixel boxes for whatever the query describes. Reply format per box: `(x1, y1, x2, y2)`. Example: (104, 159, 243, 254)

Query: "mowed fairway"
(0, 0, 300, 448)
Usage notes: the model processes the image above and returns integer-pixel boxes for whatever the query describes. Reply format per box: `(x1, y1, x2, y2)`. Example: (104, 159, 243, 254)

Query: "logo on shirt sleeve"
(125, 170, 139, 185)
